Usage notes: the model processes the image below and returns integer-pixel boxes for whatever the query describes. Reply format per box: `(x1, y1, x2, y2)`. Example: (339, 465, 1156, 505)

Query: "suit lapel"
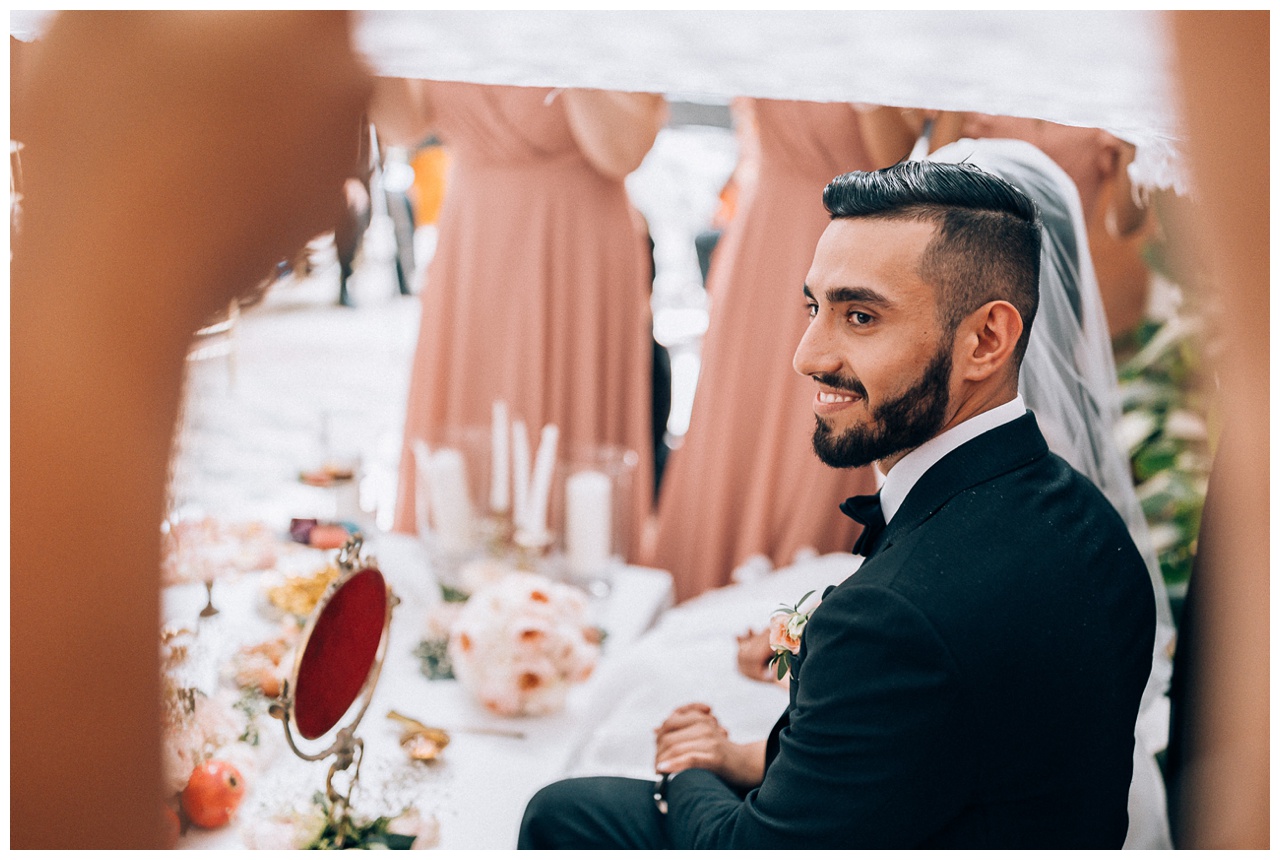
(876, 412, 1050, 554)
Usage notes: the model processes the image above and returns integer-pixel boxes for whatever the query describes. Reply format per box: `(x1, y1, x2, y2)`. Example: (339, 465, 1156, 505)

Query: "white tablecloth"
(167, 531, 673, 850)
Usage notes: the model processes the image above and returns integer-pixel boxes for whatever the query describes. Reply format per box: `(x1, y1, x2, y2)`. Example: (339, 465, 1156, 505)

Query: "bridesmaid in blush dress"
(644, 99, 914, 602)
(372, 80, 665, 559)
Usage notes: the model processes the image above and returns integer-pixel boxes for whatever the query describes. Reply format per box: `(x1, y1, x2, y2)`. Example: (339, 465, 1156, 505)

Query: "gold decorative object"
(199, 580, 219, 618)
(387, 711, 451, 762)
(267, 565, 341, 617)
(387, 709, 525, 762)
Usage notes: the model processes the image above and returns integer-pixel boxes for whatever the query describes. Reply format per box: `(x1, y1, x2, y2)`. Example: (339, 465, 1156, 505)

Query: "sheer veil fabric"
(929, 138, 1176, 849)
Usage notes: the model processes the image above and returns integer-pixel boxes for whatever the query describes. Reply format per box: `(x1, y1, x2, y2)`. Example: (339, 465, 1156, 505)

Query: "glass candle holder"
(551, 443, 638, 597)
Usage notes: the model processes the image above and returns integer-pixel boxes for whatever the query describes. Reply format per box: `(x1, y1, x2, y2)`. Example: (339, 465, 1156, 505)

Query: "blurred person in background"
(371, 79, 666, 558)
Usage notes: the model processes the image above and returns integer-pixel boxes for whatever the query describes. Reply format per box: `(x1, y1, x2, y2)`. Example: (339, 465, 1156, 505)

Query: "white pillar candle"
(566, 470, 612, 574)
(511, 420, 531, 532)
(490, 401, 510, 514)
(525, 424, 560, 541)
(426, 448, 473, 553)
(333, 468, 361, 522)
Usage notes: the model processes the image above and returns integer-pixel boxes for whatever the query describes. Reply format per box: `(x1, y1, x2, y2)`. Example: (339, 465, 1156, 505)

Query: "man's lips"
(813, 386, 863, 415)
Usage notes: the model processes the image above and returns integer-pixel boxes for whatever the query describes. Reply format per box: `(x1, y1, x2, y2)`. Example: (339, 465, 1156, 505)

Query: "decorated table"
(164, 530, 673, 849)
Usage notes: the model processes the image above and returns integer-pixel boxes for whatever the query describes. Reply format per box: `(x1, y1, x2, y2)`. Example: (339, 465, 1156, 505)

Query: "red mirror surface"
(293, 567, 388, 740)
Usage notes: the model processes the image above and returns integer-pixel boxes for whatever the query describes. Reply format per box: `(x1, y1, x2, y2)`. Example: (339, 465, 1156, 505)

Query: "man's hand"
(654, 703, 766, 791)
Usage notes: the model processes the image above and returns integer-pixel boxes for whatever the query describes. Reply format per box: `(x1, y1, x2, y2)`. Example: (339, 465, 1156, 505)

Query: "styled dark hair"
(823, 160, 1042, 364)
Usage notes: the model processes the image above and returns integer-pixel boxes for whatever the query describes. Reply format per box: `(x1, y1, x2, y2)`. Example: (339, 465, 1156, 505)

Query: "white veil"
(929, 137, 1175, 848)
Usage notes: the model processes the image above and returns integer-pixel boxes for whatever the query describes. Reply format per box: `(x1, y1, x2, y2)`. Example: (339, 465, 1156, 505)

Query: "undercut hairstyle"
(823, 160, 1042, 364)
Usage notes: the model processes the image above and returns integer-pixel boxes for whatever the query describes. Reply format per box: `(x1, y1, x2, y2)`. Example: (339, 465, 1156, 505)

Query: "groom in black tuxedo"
(518, 161, 1155, 849)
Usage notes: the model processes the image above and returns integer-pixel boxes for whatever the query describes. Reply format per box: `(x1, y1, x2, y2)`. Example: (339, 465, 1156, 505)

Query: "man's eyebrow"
(806, 285, 894, 307)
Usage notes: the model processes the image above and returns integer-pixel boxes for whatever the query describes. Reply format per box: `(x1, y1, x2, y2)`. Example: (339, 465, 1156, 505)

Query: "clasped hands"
(648, 626, 788, 793)
(653, 703, 765, 792)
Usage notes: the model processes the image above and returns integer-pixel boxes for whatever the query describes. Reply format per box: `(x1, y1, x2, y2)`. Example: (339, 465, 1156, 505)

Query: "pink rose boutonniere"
(767, 590, 817, 680)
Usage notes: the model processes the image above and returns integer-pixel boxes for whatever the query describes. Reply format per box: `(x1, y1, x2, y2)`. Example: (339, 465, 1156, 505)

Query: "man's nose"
(793, 317, 841, 378)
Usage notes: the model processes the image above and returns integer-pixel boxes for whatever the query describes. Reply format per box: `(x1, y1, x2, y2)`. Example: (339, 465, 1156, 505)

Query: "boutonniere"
(767, 590, 817, 680)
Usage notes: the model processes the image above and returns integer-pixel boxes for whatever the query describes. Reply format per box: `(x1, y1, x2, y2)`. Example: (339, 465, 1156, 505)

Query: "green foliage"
(415, 637, 455, 680)
(233, 688, 270, 746)
(440, 584, 471, 603)
(305, 792, 416, 850)
(769, 649, 794, 681)
(1115, 295, 1216, 624)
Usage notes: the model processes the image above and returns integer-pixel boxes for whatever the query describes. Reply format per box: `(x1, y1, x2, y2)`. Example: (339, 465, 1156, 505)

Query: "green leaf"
(414, 637, 455, 680)
(440, 584, 471, 603)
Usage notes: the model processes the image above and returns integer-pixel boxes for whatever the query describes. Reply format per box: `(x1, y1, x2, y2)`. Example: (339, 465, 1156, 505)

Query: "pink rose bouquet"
(448, 572, 601, 716)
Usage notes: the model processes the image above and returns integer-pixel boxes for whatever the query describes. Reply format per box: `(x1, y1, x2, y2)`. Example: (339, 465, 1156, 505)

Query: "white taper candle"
(511, 420, 531, 531)
(490, 400, 510, 514)
(526, 424, 560, 539)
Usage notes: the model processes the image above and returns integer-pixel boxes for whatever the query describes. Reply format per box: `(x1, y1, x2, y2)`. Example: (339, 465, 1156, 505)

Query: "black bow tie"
(841, 493, 886, 558)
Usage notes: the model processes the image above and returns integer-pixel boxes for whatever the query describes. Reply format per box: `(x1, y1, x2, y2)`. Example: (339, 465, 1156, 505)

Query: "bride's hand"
(736, 628, 780, 684)
(653, 703, 765, 791)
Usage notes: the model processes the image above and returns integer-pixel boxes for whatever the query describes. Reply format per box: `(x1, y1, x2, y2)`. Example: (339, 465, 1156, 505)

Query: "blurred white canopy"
(10, 10, 1186, 189)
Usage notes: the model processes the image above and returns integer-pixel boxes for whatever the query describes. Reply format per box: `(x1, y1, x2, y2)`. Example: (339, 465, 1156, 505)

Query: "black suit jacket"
(666, 412, 1155, 848)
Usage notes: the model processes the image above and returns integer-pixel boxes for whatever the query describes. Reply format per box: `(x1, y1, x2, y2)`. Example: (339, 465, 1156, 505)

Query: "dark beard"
(811, 342, 953, 469)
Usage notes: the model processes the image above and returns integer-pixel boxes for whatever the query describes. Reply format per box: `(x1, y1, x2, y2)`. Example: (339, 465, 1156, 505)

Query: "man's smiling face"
(793, 217, 957, 470)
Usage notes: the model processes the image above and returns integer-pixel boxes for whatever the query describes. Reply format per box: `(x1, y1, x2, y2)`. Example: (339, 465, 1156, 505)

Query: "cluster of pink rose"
(765, 590, 819, 680)
(448, 572, 601, 717)
(768, 606, 808, 657)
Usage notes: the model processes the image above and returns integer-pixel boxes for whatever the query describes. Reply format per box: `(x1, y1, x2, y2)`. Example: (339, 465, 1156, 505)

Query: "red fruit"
(181, 760, 246, 829)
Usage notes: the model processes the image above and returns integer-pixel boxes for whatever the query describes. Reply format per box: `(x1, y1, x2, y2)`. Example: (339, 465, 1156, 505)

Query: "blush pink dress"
(392, 83, 654, 558)
(645, 99, 879, 602)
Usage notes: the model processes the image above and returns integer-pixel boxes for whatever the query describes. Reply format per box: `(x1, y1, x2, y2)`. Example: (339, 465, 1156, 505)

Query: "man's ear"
(957, 300, 1023, 382)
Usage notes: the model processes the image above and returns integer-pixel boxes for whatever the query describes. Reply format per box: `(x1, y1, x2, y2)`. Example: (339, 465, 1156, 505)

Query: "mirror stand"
(268, 536, 396, 848)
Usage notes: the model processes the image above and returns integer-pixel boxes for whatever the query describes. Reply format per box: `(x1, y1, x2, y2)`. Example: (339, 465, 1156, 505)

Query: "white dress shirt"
(879, 395, 1027, 525)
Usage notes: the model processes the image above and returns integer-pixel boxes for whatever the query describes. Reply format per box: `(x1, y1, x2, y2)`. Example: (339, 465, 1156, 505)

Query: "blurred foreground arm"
(1166, 10, 1268, 849)
(11, 11, 369, 848)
